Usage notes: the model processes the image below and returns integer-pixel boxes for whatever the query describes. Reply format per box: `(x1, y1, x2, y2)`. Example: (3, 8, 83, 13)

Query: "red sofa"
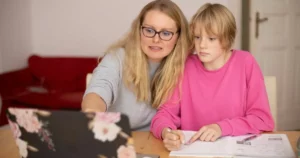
(0, 55, 99, 125)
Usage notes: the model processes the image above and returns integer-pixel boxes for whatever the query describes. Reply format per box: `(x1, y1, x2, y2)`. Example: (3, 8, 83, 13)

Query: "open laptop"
(6, 107, 159, 158)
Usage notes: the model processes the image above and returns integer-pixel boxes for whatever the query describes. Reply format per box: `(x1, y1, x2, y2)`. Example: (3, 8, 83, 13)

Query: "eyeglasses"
(141, 26, 179, 41)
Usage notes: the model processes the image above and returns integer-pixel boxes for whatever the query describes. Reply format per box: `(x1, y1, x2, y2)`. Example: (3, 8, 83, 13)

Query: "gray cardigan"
(84, 49, 159, 131)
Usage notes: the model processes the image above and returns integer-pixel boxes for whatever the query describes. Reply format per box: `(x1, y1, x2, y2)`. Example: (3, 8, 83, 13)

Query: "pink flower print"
(16, 138, 28, 158)
(8, 108, 22, 116)
(8, 108, 36, 117)
(117, 145, 136, 158)
(8, 108, 55, 153)
(8, 120, 21, 138)
(10, 109, 42, 133)
(21, 115, 42, 133)
(92, 122, 121, 142)
(94, 112, 121, 124)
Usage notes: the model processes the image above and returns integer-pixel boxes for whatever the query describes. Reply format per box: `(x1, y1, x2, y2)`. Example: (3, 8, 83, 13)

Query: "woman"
(82, 0, 191, 131)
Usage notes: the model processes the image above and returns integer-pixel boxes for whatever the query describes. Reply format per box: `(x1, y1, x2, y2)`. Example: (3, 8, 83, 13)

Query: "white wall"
(0, 0, 32, 73)
(0, 0, 3, 73)
(30, 0, 148, 57)
(0, 0, 241, 72)
(227, 0, 241, 50)
(0, 39, 2, 74)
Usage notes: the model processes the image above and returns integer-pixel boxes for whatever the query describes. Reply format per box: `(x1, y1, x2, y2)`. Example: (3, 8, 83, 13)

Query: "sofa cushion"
(28, 55, 98, 92)
(12, 91, 84, 109)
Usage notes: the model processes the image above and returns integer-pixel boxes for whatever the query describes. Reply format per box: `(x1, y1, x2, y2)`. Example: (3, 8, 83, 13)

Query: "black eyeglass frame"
(141, 26, 180, 41)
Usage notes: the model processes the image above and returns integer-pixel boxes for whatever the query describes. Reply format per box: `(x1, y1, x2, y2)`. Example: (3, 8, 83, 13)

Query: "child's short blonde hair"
(190, 3, 236, 51)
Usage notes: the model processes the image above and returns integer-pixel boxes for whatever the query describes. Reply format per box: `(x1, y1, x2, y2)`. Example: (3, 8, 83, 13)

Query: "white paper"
(170, 131, 233, 157)
(234, 134, 295, 158)
(170, 131, 296, 158)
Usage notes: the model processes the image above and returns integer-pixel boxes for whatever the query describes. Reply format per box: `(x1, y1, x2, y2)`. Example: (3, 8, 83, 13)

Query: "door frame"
(241, 0, 250, 51)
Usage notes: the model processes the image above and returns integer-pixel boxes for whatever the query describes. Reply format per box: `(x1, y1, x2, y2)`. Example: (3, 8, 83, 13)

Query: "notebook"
(170, 131, 296, 158)
(6, 107, 140, 158)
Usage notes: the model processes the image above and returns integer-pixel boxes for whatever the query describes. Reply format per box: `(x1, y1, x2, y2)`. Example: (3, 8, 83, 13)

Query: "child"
(150, 3, 274, 151)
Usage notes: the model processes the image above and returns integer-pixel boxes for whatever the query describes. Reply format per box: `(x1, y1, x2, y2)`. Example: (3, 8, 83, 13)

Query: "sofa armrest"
(0, 68, 35, 99)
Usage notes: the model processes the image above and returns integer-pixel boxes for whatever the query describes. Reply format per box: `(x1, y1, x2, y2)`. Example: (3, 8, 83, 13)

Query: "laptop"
(6, 107, 159, 158)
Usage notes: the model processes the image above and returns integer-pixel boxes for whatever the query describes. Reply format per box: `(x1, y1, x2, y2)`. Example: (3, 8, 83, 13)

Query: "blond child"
(151, 3, 274, 151)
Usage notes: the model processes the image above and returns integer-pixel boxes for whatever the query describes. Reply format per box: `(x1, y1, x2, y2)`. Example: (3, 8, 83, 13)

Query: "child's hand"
(187, 124, 222, 144)
(162, 128, 185, 151)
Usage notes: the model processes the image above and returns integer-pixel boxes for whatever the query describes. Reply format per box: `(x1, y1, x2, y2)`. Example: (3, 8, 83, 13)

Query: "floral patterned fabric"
(7, 108, 136, 158)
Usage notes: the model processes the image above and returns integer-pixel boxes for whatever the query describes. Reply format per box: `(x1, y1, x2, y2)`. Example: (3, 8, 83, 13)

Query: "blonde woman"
(81, 0, 191, 131)
(151, 3, 274, 151)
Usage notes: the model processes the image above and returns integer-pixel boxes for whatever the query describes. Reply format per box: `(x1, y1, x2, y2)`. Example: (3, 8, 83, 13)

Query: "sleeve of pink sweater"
(150, 84, 181, 139)
(217, 55, 275, 136)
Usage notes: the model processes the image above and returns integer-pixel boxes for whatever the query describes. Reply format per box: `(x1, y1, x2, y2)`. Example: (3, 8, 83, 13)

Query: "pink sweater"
(151, 50, 275, 139)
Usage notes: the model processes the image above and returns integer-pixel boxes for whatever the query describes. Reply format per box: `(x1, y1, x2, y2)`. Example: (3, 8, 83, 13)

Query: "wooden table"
(0, 128, 299, 158)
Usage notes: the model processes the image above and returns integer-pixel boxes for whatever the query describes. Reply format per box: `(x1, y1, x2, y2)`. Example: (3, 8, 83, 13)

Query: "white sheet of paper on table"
(234, 134, 295, 158)
(169, 131, 296, 158)
(170, 131, 233, 157)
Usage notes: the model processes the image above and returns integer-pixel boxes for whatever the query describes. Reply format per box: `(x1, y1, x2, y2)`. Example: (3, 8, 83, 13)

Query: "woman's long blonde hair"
(105, 0, 191, 108)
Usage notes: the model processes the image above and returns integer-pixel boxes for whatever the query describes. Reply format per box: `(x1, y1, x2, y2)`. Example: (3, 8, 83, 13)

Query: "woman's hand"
(162, 128, 185, 151)
(187, 124, 222, 144)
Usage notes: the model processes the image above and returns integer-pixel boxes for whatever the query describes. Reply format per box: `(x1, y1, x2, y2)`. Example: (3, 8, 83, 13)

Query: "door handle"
(255, 12, 268, 38)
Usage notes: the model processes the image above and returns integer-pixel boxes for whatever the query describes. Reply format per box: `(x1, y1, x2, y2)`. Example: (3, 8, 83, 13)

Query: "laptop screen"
(6, 107, 135, 158)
